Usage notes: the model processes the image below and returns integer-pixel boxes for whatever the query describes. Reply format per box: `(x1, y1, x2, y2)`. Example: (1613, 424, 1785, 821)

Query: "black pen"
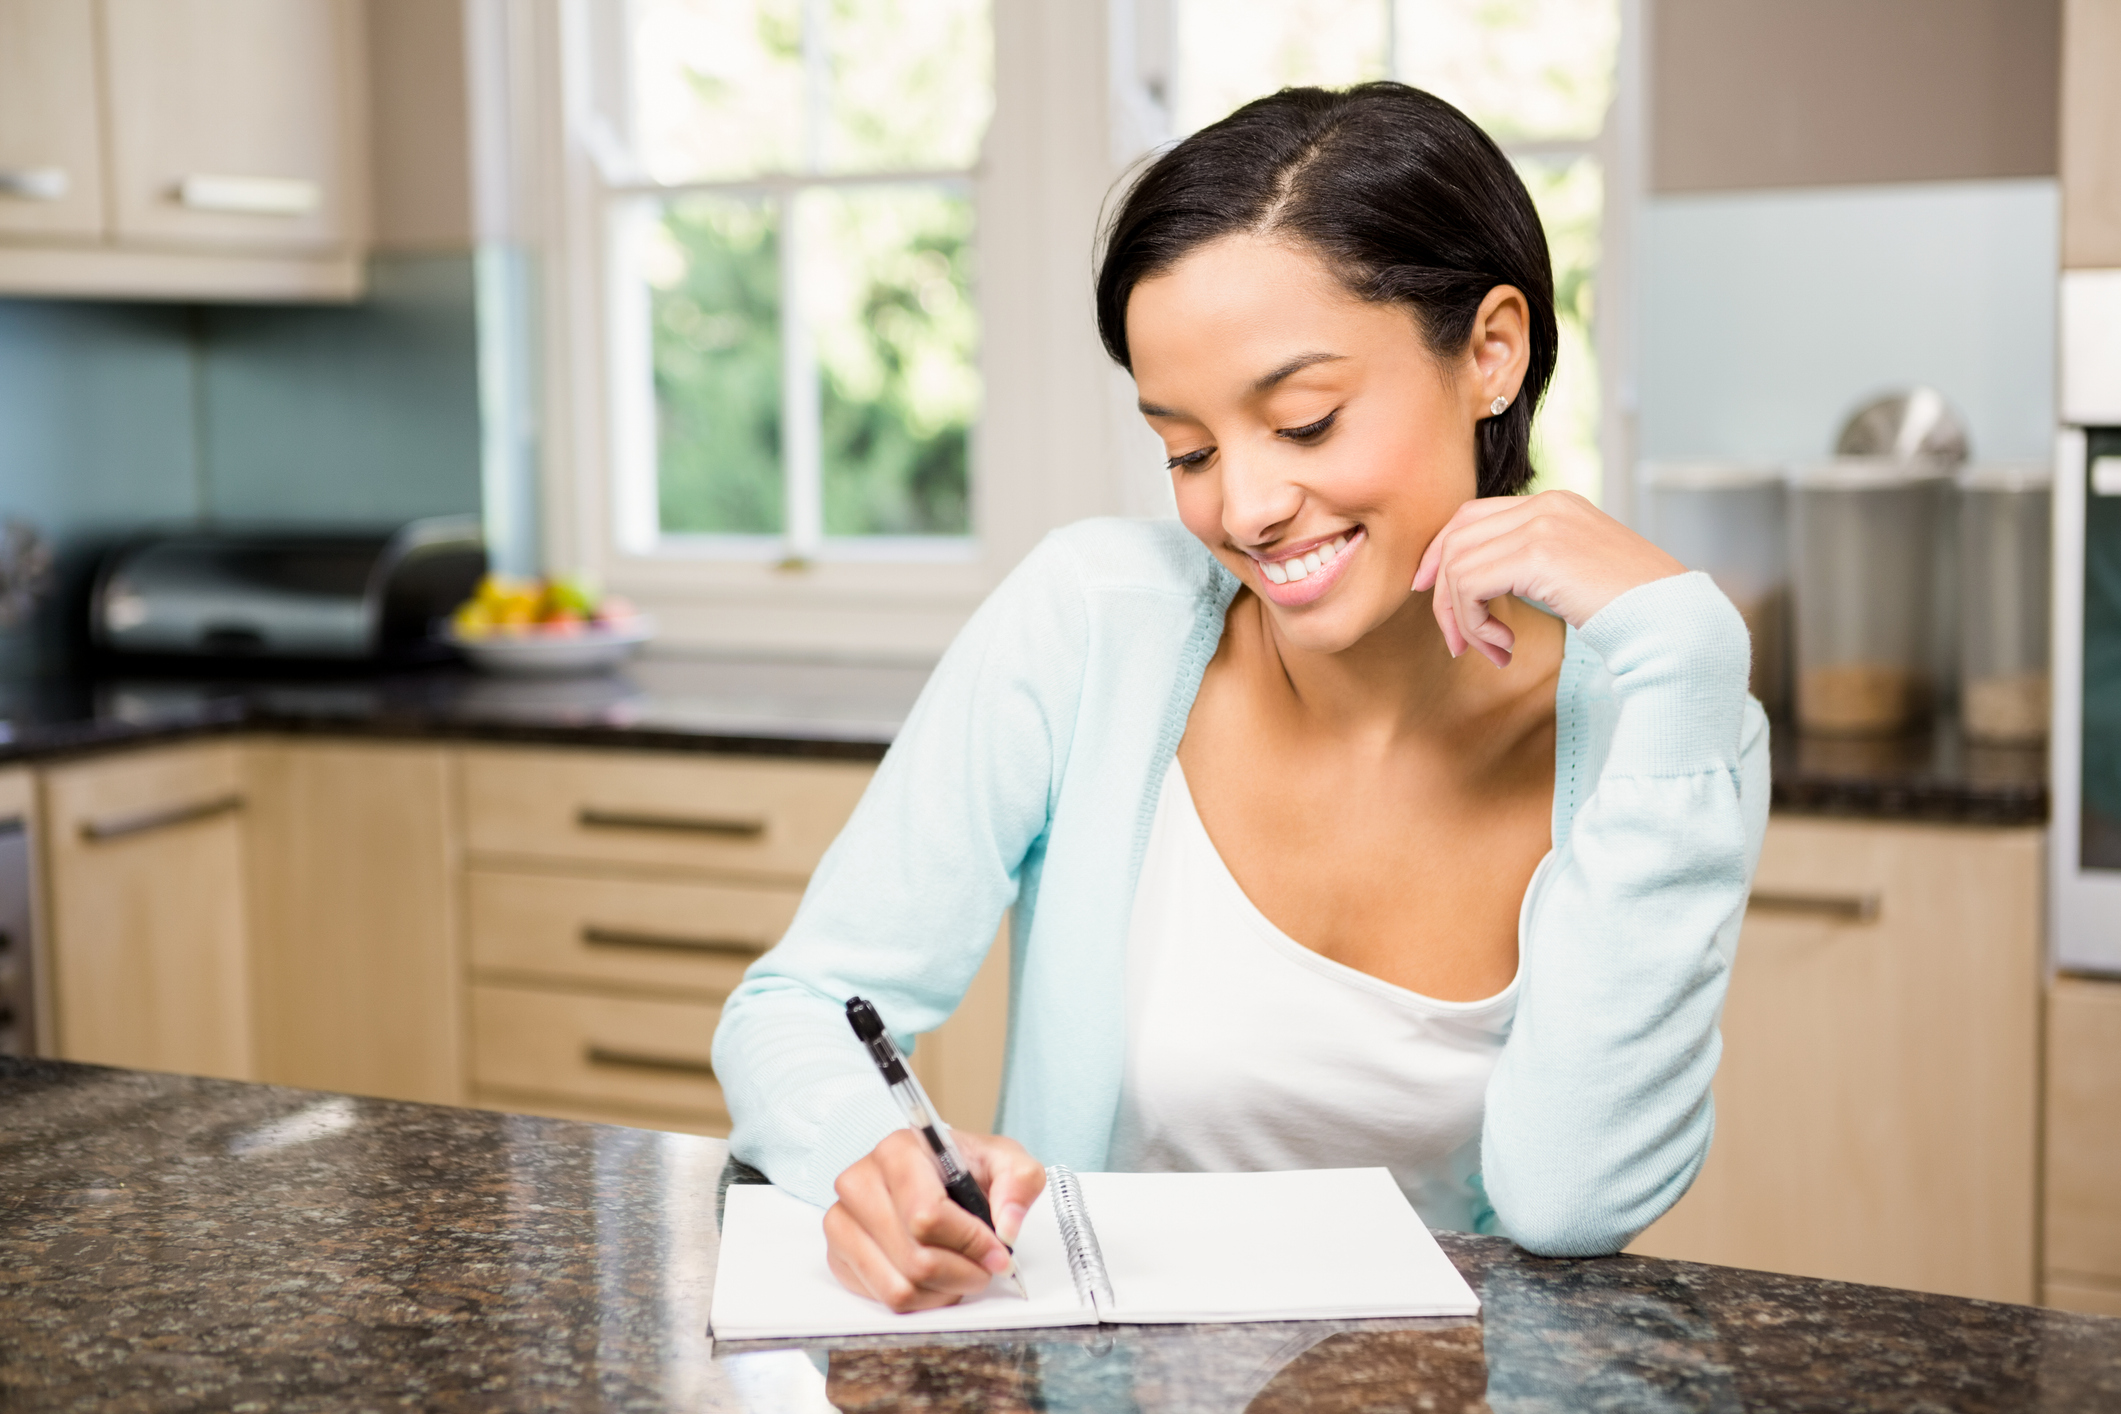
(845, 996, 1028, 1298)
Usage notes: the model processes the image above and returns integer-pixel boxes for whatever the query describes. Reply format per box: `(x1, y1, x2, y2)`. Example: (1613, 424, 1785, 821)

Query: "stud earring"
(1490, 396, 1508, 416)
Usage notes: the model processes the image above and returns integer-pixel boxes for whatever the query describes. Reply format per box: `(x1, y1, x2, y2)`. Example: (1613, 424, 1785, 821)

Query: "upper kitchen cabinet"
(0, 0, 105, 239)
(0, 0, 371, 301)
(2064, 0, 2121, 267)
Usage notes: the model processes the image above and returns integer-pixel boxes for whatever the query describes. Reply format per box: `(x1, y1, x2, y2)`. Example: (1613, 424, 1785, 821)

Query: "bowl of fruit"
(447, 575, 652, 676)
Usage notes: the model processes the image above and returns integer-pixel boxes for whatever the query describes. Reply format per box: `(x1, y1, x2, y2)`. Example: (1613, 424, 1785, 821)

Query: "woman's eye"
(1277, 411, 1338, 443)
(1166, 446, 1214, 472)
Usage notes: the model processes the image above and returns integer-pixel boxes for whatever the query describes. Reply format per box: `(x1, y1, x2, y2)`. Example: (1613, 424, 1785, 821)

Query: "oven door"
(2054, 425, 2121, 974)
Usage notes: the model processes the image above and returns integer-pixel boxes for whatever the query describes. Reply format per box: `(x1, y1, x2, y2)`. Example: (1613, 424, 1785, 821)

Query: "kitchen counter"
(1768, 718, 2048, 826)
(3, 1058, 2114, 1412)
(0, 654, 927, 766)
(0, 658, 2048, 822)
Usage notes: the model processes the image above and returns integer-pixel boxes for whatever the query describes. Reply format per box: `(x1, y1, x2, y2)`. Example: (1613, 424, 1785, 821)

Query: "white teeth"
(1316, 540, 1337, 564)
(1261, 560, 1288, 584)
(1284, 556, 1308, 580)
(1332, 535, 1348, 553)
(1303, 551, 1323, 574)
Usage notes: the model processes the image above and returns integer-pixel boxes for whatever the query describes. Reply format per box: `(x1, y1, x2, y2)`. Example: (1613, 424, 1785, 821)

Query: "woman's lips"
(1250, 528, 1363, 607)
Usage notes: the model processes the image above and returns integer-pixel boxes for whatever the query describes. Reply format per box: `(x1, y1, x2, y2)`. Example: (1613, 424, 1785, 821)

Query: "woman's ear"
(1467, 285, 1532, 416)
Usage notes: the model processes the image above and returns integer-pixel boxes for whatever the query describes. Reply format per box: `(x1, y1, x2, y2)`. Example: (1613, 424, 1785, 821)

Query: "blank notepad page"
(1077, 1168, 1479, 1323)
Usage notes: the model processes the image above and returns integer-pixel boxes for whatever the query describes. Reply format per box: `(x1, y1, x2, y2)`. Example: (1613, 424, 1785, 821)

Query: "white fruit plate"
(450, 618, 654, 677)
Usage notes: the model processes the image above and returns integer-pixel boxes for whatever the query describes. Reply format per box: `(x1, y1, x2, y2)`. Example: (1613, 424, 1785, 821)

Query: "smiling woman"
(713, 83, 1768, 1315)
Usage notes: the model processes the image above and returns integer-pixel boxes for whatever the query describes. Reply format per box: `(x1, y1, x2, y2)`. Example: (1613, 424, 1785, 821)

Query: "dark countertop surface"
(3, 1059, 2114, 1412)
(0, 657, 2048, 822)
(0, 655, 930, 766)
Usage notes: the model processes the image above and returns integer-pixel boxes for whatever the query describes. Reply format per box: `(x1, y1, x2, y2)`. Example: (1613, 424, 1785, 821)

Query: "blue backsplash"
(0, 253, 483, 678)
(1639, 178, 2060, 465)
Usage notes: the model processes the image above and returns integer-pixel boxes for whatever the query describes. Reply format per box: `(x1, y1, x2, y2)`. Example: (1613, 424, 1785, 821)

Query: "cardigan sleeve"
(711, 534, 1089, 1208)
(1479, 570, 1770, 1257)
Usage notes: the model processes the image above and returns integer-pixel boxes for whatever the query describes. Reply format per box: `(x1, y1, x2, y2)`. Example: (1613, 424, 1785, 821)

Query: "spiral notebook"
(710, 1166, 1480, 1340)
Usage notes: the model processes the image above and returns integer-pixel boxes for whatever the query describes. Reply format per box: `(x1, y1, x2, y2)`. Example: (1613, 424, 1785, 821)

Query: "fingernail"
(998, 1203, 1027, 1245)
(982, 1245, 1011, 1274)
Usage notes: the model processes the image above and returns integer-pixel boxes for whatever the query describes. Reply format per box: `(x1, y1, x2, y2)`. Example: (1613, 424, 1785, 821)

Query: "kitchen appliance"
(1787, 457, 1951, 736)
(0, 812, 36, 1056)
(2054, 271, 2121, 974)
(90, 517, 486, 664)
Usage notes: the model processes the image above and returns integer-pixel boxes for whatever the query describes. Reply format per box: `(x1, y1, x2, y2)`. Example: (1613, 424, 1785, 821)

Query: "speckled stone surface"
(4, 1059, 2115, 1412)
(0, 654, 925, 766)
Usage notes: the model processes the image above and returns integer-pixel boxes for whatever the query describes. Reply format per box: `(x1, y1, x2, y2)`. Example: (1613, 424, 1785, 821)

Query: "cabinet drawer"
(2047, 976, 2121, 1285)
(460, 748, 872, 880)
(470, 985, 724, 1120)
(467, 869, 798, 996)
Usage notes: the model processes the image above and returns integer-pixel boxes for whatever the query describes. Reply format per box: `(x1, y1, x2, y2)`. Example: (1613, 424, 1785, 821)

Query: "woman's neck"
(1244, 589, 1559, 745)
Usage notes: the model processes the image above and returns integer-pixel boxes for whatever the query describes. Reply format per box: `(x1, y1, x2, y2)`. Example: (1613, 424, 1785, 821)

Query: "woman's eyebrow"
(1136, 350, 1346, 418)
(1253, 351, 1344, 392)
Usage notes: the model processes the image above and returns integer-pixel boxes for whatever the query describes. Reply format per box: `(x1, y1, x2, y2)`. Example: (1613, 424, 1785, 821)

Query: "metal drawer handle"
(1747, 889, 1881, 923)
(584, 1045, 716, 1079)
(582, 925, 763, 958)
(80, 793, 244, 843)
(177, 174, 321, 215)
(576, 807, 766, 839)
(0, 167, 68, 201)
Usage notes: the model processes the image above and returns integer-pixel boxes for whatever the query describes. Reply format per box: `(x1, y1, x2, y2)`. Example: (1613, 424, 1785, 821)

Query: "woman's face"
(1127, 233, 1523, 655)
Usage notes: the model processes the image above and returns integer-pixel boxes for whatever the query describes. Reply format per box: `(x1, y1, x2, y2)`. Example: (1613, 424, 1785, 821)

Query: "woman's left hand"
(1411, 490, 1686, 667)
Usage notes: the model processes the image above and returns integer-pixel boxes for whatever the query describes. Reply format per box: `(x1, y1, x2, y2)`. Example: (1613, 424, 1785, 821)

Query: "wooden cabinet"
(458, 746, 878, 1136)
(0, 0, 368, 300)
(42, 742, 254, 1082)
(27, 733, 1015, 1143)
(1630, 817, 2045, 1304)
(2063, 0, 2121, 268)
(245, 740, 462, 1105)
(0, 0, 104, 239)
(2046, 976, 2121, 1316)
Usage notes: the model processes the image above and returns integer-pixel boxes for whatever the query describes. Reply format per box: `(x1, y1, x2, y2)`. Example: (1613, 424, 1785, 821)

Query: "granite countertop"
(3, 1059, 2114, 1412)
(0, 654, 931, 766)
(0, 656, 2049, 822)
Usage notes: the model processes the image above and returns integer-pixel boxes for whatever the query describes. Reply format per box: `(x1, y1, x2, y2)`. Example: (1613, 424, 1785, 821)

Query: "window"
(608, 0, 992, 563)
(531, 1, 1636, 655)
(1166, 0, 1623, 503)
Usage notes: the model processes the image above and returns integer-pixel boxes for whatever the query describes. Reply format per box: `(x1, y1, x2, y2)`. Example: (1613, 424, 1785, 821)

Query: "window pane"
(805, 185, 977, 536)
(651, 196, 784, 534)
(1518, 155, 1602, 500)
(1394, 0, 1619, 142)
(630, 0, 991, 182)
(632, 0, 805, 183)
(825, 0, 993, 172)
(1174, 0, 1388, 136)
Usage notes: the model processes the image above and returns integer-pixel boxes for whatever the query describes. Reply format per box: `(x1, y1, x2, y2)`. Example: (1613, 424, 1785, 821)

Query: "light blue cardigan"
(713, 518, 1769, 1256)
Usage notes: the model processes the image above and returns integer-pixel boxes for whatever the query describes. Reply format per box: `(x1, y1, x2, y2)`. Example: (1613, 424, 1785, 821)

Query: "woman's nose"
(1217, 444, 1302, 548)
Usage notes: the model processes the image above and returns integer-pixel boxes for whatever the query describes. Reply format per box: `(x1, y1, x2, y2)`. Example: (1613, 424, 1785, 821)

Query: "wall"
(0, 253, 483, 678)
(1637, 0, 2062, 474)
(1639, 180, 2060, 464)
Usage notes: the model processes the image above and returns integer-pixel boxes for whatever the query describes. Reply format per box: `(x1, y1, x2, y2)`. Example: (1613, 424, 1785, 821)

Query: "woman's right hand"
(823, 1128, 1047, 1312)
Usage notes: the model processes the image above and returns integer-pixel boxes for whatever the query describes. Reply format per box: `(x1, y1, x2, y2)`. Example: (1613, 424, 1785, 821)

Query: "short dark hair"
(1094, 82, 1558, 498)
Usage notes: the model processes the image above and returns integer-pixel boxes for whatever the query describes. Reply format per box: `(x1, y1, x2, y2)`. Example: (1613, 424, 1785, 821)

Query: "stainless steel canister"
(1788, 457, 1952, 735)
(1642, 462, 1787, 713)
(1956, 462, 2052, 744)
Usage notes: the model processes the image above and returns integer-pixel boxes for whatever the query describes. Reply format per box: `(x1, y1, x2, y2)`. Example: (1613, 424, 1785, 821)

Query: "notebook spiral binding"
(1046, 1165, 1115, 1311)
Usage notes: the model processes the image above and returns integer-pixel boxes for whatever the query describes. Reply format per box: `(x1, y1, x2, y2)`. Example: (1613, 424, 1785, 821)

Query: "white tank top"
(1108, 758, 1520, 1231)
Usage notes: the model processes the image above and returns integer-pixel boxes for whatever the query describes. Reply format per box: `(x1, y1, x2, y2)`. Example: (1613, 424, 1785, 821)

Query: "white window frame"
(496, 0, 1640, 659)
(496, 0, 1146, 660)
